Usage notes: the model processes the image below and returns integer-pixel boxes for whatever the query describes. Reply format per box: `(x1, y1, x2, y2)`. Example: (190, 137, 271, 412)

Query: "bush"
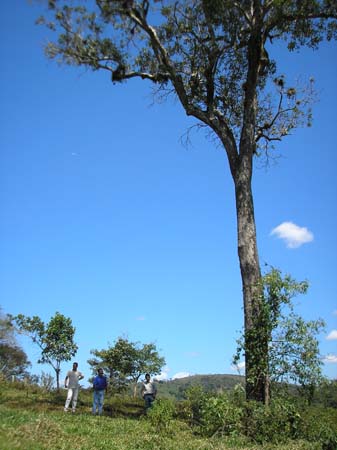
(299, 406, 337, 450)
(199, 393, 243, 437)
(178, 387, 337, 449)
(39, 372, 55, 392)
(146, 398, 176, 432)
(242, 398, 302, 444)
(177, 385, 205, 425)
(241, 397, 337, 448)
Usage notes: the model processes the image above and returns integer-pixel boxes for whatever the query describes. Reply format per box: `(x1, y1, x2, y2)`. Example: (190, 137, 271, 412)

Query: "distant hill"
(153, 374, 337, 408)
(154, 374, 245, 400)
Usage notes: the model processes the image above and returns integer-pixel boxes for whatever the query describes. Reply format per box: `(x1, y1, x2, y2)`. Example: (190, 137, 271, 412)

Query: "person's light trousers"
(64, 387, 79, 411)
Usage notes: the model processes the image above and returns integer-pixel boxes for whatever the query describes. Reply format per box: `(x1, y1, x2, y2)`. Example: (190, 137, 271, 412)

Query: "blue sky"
(1, 1, 336, 384)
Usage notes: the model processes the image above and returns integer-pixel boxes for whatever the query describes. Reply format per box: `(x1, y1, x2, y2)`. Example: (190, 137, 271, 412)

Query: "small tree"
(0, 309, 31, 380)
(0, 344, 31, 381)
(89, 337, 165, 396)
(131, 342, 166, 397)
(39, 371, 56, 391)
(10, 312, 78, 390)
(89, 337, 137, 393)
(233, 267, 325, 403)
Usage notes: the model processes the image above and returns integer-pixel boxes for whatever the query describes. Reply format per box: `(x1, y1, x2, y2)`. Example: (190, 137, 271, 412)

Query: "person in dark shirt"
(92, 368, 108, 416)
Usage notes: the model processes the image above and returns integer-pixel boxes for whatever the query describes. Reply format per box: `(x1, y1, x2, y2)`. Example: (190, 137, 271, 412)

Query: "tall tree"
(88, 337, 165, 396)
(11, 312, 78, 390)
(34, 0, 336, 402)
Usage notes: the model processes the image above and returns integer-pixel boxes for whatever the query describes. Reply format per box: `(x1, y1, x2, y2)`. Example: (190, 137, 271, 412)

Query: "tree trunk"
(234, 159, 269, 403)
(56, 368, 60, 392)
(133, 381, 138, 398)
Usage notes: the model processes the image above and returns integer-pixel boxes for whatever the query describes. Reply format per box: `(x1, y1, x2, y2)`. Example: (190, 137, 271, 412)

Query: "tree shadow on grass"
(103, 403, 145, 419)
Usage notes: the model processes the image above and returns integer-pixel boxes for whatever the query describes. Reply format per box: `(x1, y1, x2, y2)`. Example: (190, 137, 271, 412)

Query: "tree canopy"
(11, 312, 78, 390)
(37, 0, 336, 150)
(0, 309, 31, 380)
(88, 337, 165, 396)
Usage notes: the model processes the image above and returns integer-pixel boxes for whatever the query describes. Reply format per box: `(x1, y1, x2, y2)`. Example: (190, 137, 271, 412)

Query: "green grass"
(0, 406, 321, 450)
(0, 382, 328, 450)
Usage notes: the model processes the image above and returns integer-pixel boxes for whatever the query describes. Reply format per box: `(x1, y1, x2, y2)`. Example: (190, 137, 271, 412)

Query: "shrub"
(146, 398, 176, 432)
(199, 393, 243, 437)
(177, 385, 206, 425)
(298, 406, 337, 450)
(39, 372, 55, 392)
(242, 398, 302, 444)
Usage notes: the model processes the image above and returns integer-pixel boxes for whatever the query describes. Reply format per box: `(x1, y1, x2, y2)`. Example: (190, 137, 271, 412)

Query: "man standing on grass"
(64, 362, 84, 413)
(92, 368, 108, 416)
(141, 373, 157, 412)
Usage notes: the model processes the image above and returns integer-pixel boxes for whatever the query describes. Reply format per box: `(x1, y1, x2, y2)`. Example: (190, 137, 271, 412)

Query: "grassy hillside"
(1, 379, 336, 450)
(1, 406, 320, 450)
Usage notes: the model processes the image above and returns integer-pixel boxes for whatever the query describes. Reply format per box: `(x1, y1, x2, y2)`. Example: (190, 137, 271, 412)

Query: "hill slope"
(155, 374, 245, 400)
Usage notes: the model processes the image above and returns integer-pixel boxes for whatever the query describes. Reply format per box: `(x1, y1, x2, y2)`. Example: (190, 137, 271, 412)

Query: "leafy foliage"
(199, 393, 243, 437)
(35, 1, 336, 151)
(146, 398, 176, 432)
(10, 312, 78, 390)
(0, 344, 30, 381)
(313, 379, 337, 408)
(299, 406, 337, 450)
(0, 308, 31, 380)
(233, 267, 325, 401)
(88, 337, 165, 396)
(174, 381, 337, 448)
(242, 398, 302, 444)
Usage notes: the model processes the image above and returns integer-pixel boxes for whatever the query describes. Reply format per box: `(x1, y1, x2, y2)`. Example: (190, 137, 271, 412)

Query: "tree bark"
(212, 117, 270, 403)
(230, 5, 270, 402)
(234, 157, 269, 403)
(56, 368, 60, 392)
(133, 379, 138, 398)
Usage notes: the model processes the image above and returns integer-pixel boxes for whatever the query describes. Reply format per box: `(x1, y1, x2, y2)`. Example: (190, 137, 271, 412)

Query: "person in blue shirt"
(92, 368, 108, 416)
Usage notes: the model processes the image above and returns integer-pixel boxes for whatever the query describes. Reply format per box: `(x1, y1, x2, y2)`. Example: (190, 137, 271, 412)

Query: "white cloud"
(270, 221, 314, 248)
(326, 330, 337, 341)
(154, 366, 170, 381)
(154, 369, 192, 381)
(333, 310, 337, 316)
(135, 316, 146, 321)
(322, 354, 337, 364)
(172, 372, 191, 380)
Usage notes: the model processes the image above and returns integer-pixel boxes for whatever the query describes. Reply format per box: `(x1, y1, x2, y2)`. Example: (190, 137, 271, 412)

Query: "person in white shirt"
(64, 362, 84, 413)
(141, 373, 157, 412)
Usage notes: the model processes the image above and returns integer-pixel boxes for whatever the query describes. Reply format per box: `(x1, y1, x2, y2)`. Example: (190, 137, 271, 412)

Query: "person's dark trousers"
(144, 394, 155, 411)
